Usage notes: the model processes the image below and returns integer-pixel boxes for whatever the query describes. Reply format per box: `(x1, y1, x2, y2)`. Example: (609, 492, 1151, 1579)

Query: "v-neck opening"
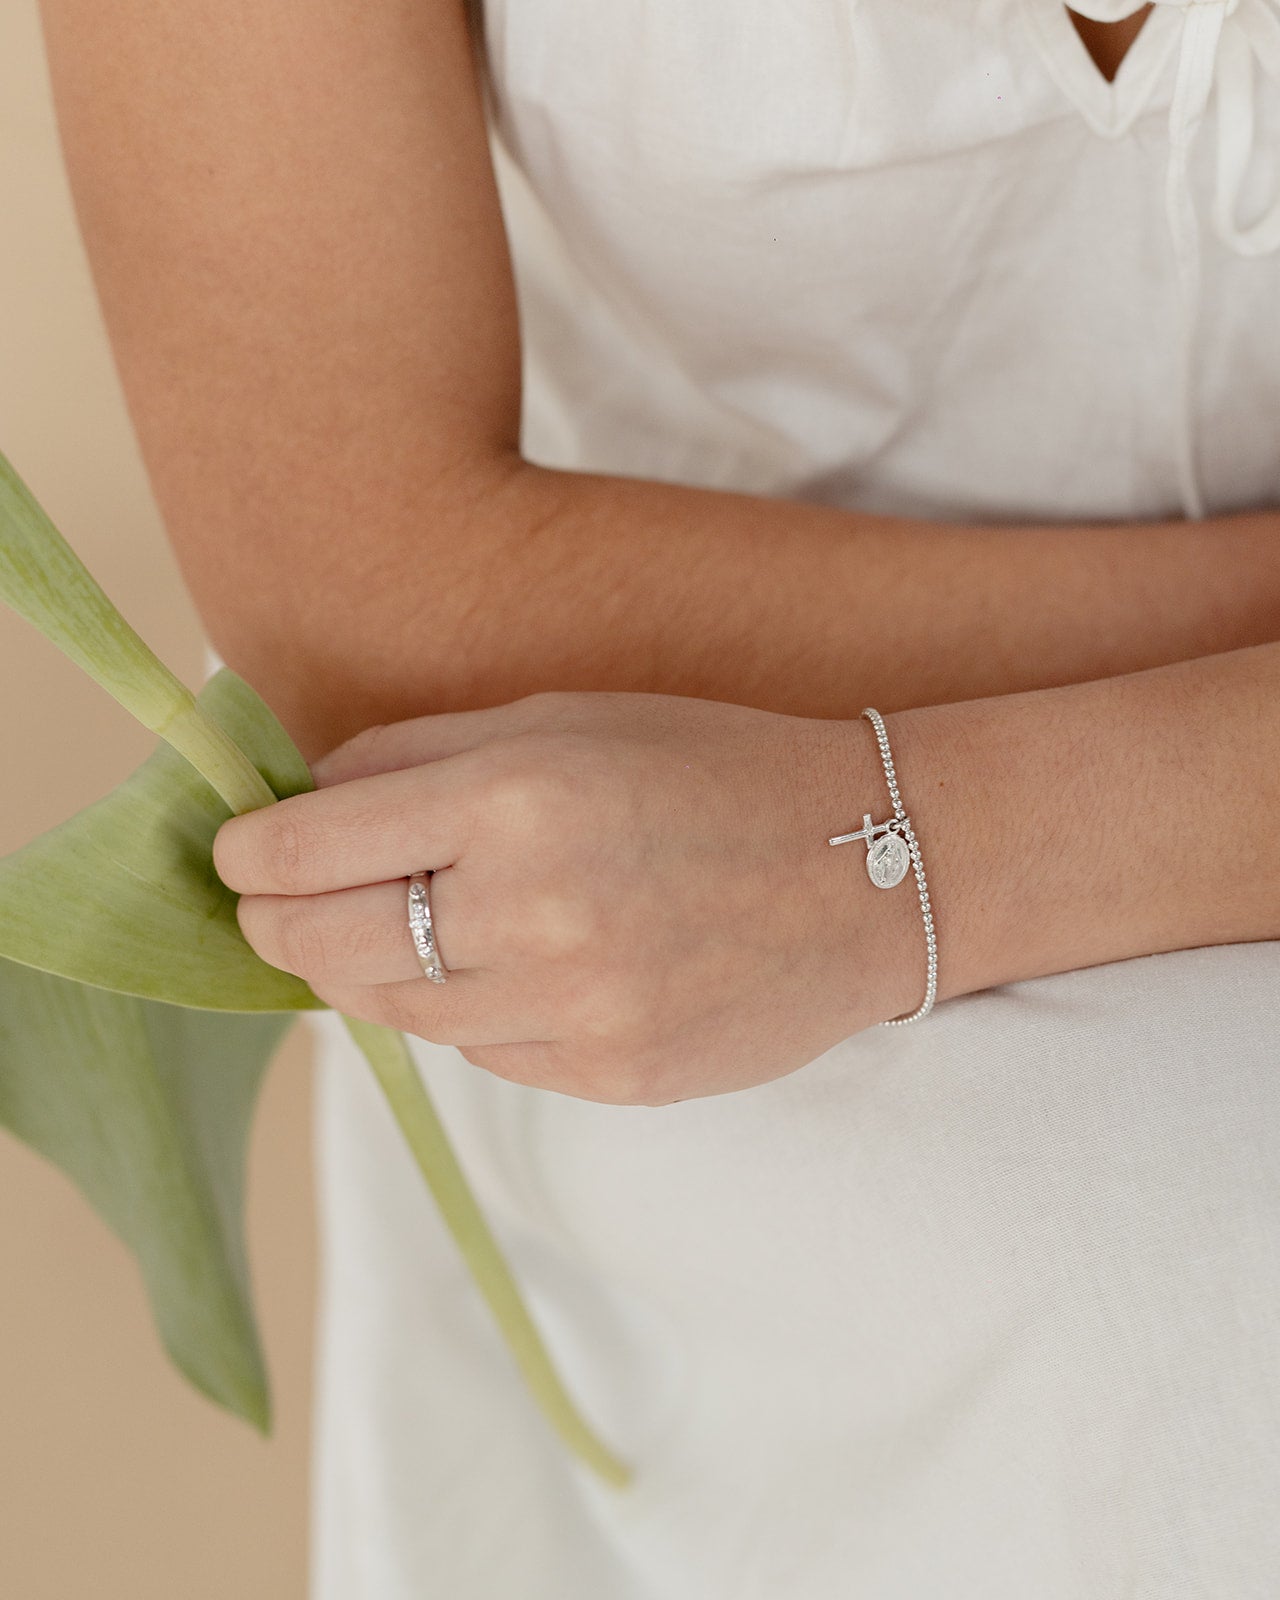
(1021, 0, 1183, 135)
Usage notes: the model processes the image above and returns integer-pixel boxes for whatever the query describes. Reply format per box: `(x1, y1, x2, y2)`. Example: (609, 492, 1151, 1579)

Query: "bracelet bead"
(827, 707, 938, 1025)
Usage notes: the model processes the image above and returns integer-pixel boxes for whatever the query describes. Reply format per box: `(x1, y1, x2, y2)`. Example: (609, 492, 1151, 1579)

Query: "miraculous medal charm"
(827, 707, 939, 1026)
(828, 813, 912, 889)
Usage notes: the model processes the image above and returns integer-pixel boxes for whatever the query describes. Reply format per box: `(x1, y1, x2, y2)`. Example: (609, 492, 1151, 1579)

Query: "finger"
(311, 972, 551, 1049)
(213, 756, 482, 897)
(310, 694, 547, 787)
(235, 867, 477, 987)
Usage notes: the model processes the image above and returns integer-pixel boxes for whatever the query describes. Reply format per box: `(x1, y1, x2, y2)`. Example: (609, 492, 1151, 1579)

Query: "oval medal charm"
(867, 831, 910, 889)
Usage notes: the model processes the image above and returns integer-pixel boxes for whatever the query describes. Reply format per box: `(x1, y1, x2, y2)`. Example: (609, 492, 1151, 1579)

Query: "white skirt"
(308, 939, 1280, 1598)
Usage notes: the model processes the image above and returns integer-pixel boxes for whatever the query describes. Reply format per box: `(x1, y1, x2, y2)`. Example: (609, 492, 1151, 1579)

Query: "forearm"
(867, 638, 1280, 1018)
(40, 0, 1280, 766)
(192, 454, 1280, 763)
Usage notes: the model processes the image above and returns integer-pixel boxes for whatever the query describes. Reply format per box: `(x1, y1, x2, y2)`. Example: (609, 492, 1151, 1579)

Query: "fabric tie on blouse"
(1033, 0, 1280, 518)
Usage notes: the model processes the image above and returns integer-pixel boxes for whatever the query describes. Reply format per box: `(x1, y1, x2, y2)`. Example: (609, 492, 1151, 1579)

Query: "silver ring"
(406, 871, 448, 982)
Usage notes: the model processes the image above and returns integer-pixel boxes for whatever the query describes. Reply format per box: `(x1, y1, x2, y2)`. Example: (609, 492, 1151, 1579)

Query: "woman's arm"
(880, 637, 1280, 1022)
(206, 638, 1280, 1103)
(38, 0, 1280, 764)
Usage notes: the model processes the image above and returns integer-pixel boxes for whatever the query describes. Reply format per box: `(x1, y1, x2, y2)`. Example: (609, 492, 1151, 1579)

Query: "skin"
(1068, 6, 1156, 82)
(34, 0, 1280, 759)
(211, 641, 1280, 1107)
(38, 0, 1280, 1104)
(215, 692, 908, 1104)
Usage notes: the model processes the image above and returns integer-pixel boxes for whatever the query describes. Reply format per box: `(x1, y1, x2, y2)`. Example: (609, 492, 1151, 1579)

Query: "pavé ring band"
(406, 871, 449, 983)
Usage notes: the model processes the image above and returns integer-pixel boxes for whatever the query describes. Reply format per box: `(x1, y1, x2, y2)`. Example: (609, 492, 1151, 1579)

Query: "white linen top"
(301, 4, 1280, 1595)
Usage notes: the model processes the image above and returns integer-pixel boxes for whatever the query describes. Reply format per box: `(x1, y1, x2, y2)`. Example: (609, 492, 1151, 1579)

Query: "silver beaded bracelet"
(827, 706, 938, 1025)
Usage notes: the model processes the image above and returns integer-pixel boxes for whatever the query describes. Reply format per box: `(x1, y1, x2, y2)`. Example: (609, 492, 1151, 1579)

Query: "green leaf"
(0, 446, 274, 812)
(0, 668, 307, 1432)
(0, 960, 292, 1431)
(0, 444, 194, 734)
(0, 668, 323, 1012)
(0, 496, 633, 1477)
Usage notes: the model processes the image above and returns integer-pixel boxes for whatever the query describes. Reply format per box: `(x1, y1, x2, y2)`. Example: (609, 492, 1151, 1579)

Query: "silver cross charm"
(828, 812, 912, 889)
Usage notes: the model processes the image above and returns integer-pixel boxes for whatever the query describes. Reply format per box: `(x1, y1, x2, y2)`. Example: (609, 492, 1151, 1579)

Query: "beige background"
(0, 4, 314, 1595)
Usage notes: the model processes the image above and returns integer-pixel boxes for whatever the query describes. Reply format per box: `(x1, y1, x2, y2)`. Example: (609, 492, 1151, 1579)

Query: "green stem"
(0, 445, 276, 814)
(342, 1015, 634, 1491)
(157, 699, 278, 814)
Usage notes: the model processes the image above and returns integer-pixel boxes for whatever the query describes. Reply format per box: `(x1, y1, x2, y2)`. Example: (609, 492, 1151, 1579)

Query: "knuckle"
(479, 763, 572, 834)
(268, 805, 311, 893)
(524, 888, 599, 958)
(413, 1006, 458, 1045)
(277, 904, 331, 978)
(564, 969, 647, 1044)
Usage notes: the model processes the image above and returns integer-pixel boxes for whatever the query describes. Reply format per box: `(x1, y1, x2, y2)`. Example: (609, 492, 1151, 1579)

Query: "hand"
(212, 689, 910, 1105)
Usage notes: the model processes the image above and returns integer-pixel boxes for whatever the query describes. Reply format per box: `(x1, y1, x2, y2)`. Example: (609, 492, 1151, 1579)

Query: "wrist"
(870, 697, 1017, 1008)
(881, 663, 1254, 1009)
(803, 707, 994, 1026)
(807, 640, 1280, 1030)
